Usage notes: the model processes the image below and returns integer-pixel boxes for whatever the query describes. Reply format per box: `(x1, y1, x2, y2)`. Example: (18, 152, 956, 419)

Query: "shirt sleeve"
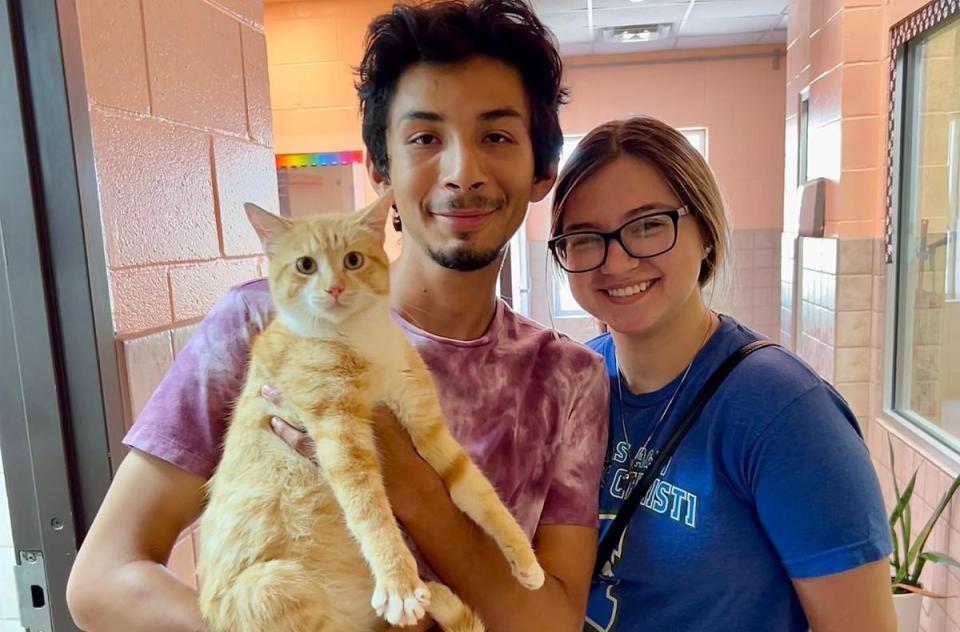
(122, 285, 267, 479)
(745, 384, 893, 579)
(538, 352, 610, 528)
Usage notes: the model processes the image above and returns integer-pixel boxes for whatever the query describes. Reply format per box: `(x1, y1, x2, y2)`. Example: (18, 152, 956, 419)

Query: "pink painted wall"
(266, 0, 394, 154)
(79, 0, 278, 341)
(784, 0, 934, 239)
(526, 46, 787, 241)
(75, 0, 280, 584)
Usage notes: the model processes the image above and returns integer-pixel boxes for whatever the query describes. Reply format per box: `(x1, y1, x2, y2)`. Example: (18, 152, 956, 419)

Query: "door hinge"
(14, 550, 53, 632)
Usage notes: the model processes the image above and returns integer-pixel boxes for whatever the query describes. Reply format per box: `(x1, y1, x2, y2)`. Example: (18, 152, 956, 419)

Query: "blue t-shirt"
(585, 315, 892, 632)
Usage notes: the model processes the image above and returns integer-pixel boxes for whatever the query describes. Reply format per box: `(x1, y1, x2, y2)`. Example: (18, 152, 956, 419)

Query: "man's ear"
(531, 163, 558, 203)
(365, 153, 390, 194)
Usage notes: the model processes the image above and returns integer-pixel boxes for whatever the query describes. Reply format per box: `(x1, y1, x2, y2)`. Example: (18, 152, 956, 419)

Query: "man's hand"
(261, 385, 440, 515)
(261, 385, 315, 458)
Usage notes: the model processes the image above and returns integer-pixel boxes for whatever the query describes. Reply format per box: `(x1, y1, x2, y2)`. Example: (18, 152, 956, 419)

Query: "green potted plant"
(888, 438, 960, 632)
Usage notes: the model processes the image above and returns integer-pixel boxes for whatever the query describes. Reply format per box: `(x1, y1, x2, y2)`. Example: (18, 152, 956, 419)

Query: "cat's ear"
(244, 203, 291, 255)
(357, 189, 394, 236)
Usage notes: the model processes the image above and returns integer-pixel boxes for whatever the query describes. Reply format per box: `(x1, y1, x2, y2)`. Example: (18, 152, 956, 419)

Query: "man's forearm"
(71, 561, 208, 632)
(398, 480, 584, 632)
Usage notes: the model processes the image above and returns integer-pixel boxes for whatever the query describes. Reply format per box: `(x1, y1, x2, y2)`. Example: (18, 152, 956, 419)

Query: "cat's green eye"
(295, 257, 317, 274)
(344, 251, 364, 270)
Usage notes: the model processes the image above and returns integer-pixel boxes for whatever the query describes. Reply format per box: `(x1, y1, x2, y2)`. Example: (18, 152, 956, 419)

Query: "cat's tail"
(425, 582, 484, 632)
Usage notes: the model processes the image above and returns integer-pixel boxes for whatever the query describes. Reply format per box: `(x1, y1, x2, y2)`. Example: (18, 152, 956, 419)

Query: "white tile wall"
(789, 237, 883, 424)
(0, 449, 22, 630)
(780, 232, 797, 350)
(707, 229, 782, 341)
(797, 237, 838, 382)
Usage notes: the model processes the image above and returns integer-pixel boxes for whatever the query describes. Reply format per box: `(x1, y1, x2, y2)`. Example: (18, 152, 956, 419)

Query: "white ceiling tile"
(688, 0, 787, 20)
(589, 0, 688, 8)
(534, 0, 590, 13)
(533, 0, 789, 53)
(681, 15, 781, 36)
(540, 11, 591, 30)
(548, 25, 596, 44)
(591, 5, 689, 27)
(558, 42, 597, 56)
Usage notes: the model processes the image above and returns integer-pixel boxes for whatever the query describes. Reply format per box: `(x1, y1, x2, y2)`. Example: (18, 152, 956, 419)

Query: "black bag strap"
(593, 339, 778, 579)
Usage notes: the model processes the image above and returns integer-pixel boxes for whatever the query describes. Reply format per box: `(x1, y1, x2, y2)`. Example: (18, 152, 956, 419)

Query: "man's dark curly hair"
(357, 0, 568, 183)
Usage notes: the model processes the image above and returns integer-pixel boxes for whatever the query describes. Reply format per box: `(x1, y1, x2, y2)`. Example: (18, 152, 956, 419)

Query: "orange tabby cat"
(196, 192, 544, 632)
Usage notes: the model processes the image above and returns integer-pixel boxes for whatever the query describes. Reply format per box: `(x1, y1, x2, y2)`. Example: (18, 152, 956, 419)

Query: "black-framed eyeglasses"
(548, 206, 690, 273)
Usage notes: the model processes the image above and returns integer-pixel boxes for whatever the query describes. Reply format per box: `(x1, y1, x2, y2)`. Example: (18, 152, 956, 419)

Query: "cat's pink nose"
(326, 285, 343, 300)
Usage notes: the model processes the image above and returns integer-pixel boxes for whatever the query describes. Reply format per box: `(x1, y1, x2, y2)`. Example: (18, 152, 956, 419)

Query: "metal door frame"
(1, 0, 126, 628)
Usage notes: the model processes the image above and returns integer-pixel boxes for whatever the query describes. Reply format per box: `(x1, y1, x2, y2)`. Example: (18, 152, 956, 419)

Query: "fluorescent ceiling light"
(602, 23, 672, 43)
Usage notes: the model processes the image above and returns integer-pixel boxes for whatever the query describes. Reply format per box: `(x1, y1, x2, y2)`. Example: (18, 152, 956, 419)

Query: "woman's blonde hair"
(550, 116, 729, 286)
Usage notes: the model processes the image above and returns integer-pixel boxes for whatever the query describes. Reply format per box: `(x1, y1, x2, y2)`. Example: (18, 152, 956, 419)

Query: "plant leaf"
(908, 472, 960, 583)
(888, 437, 903, 573)
(889, 436, 901, 498)
(890, 525, 901, 575)
(900, 470, 919, 577)
(893, 468, 919, 584)
(920, 551, 960, 568)
(889, 468, 918, 527)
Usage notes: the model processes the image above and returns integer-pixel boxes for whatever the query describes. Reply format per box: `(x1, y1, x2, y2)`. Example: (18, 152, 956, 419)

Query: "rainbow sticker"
(275, 151, 364, 169)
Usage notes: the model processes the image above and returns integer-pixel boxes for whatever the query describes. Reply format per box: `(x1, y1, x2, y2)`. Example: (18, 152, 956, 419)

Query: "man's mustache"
(425, 194, 505, 213)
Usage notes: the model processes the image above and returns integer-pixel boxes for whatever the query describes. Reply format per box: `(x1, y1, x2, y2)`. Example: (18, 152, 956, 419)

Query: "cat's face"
(245, 194, 393, 328)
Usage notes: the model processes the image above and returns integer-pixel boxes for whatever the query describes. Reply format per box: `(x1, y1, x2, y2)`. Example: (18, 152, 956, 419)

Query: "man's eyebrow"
(399, 110, 444, 123)
(479, 108, 523, 121)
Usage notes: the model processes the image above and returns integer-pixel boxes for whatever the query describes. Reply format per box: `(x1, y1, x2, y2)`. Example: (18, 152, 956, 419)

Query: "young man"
(66, 2, 609, 631)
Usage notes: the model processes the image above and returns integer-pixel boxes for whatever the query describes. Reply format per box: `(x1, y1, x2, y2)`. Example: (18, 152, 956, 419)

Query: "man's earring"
(391, 205, 402, 232)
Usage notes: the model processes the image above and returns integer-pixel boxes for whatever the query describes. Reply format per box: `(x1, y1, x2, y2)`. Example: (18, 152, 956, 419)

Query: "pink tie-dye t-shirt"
(124, 278, 609, 533)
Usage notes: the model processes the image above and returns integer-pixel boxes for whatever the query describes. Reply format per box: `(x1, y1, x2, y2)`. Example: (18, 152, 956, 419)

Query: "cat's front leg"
(304, 412, 431, 627)
(387, 355, 546, 591)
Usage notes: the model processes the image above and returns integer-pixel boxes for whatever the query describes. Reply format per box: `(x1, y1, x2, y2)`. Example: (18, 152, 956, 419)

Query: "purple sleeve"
(123, 283, 269, 479)
(538, 352, 610, 528)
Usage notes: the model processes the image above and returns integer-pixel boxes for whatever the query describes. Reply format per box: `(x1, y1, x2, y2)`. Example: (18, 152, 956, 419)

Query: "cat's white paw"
(512, 559, 546, 590)
(371, 578, 431, 626)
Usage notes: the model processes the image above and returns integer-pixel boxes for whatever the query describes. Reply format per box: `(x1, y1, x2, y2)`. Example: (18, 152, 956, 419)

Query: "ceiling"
(531, 0, 788, 56)
(263, 0, 789, 56)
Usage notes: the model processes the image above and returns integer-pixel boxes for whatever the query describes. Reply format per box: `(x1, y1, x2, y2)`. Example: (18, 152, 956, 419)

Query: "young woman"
(548, 116, 895, 632)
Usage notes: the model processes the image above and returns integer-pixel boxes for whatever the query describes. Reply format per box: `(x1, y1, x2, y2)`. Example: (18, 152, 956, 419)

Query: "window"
(505, 222, 530, 316)
(551, 135, 588, 319)
(549, 128, 709, 319)
(553, 273, 588, 318)
(680, 127, 708, 158)
(948, 116, 960, 303)
(798, 90, 810, 185)
(892, 14, 960, 442)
